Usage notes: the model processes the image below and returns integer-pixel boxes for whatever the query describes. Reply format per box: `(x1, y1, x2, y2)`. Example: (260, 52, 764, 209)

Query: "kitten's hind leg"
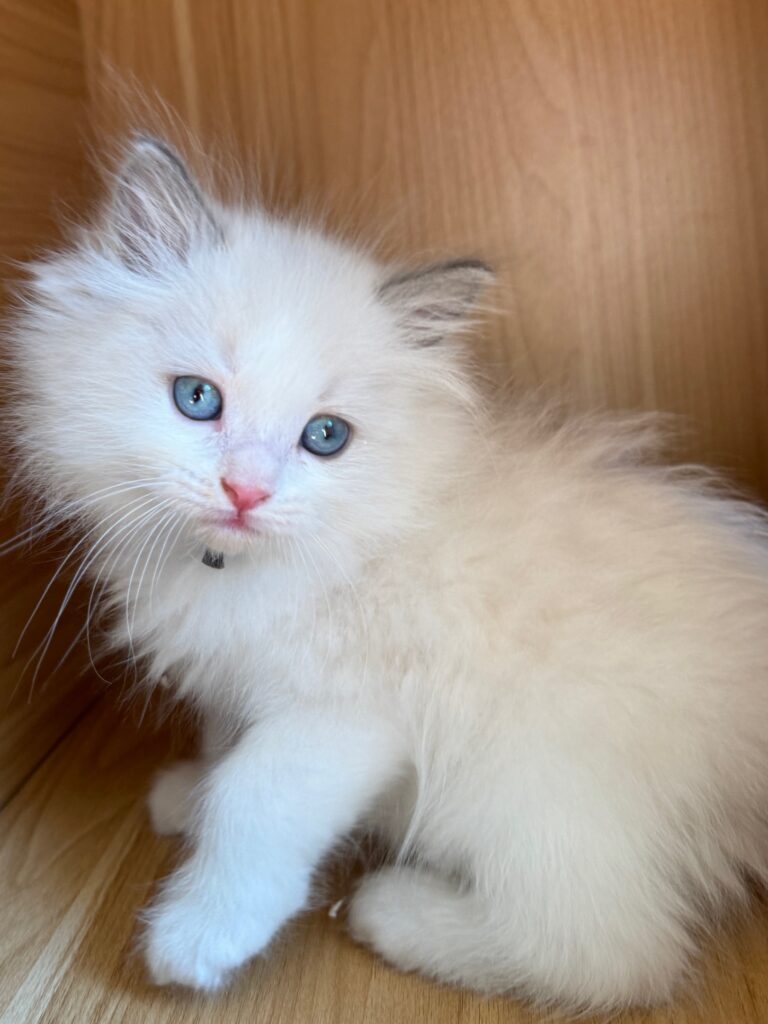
(348, 856, 692, 1012)
(348, 867, 514, 991)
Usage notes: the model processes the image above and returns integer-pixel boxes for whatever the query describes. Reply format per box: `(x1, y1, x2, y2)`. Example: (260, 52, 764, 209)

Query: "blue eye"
(173, 376, 223, 420)
(301, 415, 350, 456)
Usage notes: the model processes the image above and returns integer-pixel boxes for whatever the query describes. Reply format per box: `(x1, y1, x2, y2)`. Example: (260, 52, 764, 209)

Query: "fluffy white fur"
(8, 136, 768, 1013)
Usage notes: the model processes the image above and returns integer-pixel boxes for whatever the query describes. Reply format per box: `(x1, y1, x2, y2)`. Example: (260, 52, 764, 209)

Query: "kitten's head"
(10, 137, 492, 573)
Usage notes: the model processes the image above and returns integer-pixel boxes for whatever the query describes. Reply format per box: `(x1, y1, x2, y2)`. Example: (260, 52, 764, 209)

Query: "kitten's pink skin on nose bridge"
(220, 478, 271, 512)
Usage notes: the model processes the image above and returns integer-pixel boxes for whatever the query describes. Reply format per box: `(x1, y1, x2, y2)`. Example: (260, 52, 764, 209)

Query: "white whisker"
(149, 510, 190, 613)
(24, 496, 175, 691)
(126, 502, 178, 652)
(0, 478, 166, 556)
(85, 510, 165, 684)
(12, 493, 155, 660)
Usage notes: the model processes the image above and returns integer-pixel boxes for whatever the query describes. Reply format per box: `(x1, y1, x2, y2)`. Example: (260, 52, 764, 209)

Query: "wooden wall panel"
(0, 0, 88, 284)
(78, 0, 768, 494)
(0, 0, 96, 799)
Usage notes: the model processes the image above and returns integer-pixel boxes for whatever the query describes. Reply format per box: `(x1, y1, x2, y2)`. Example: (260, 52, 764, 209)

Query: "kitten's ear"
(102, 135, 220, 270)
(378, 259, 494, 345)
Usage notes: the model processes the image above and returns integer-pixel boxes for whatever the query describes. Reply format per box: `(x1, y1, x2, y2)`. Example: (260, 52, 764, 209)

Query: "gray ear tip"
(132, 132, 162, 148)
(130, 132, 172, 153)
(380, 257, 495, 296)
(443, 258, 495, 277)
(120, 135, 188, 180)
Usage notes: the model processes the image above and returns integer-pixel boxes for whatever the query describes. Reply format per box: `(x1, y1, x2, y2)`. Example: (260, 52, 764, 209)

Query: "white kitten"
(9, 136, 768, 1013)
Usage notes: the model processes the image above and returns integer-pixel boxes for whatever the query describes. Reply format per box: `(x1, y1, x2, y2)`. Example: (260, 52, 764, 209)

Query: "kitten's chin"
(198, 518, 265, 556)
(201, 534, 253, 557)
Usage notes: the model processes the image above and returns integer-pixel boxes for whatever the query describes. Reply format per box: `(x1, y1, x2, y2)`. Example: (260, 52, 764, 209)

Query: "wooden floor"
(3, 573, 768, 1024)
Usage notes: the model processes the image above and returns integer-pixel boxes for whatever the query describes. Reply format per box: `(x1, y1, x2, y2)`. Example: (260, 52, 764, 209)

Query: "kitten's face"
(13, 138, 490, 571)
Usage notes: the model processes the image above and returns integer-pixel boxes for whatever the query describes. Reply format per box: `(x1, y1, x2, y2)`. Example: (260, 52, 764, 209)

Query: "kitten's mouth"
(208, 512, 257, 533)
(200, 511, 263, 554)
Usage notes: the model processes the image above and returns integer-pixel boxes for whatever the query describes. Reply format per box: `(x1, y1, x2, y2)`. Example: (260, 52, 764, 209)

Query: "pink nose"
(220, 478, 271, 512)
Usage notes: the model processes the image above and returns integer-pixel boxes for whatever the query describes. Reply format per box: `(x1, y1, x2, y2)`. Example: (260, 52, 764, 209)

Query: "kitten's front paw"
(144, 896, 240, 990)
(144, 885, 277, 991)
(147, 761, 203, 837)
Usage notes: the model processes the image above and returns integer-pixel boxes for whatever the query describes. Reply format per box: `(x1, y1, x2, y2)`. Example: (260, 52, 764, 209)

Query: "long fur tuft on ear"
(378, 259, 494, 346)
(101, 135, 221, 271)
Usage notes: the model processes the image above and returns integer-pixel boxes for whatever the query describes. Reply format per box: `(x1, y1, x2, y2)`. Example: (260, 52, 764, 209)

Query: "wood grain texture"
(0, 2, 95, 786)
(1, 695, 768, 1024)
(0, 0, 87, 277)
(78, 0, 768, 492)
(0, 556, 100, 808)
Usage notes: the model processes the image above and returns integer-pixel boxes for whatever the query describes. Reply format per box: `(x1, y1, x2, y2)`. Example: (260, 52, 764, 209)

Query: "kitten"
(8, 135, 768, 1013)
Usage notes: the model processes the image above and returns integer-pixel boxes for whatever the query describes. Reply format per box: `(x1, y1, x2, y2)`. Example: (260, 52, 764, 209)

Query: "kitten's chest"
(124, 553, 369, 711)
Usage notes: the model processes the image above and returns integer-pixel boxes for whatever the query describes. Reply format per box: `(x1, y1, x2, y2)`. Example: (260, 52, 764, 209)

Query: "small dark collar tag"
(202, 548, 225, 570)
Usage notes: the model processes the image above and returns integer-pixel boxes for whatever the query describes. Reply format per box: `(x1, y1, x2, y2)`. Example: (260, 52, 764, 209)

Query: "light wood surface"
(0, 555, 98, 808)
(78, 0, 768, 494)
